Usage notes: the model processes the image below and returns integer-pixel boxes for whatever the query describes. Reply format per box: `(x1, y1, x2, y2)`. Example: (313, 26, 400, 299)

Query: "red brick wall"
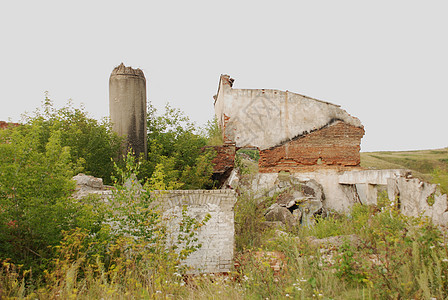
(204, 144, 236, 174)
(222, 114, 233, 144)
(259, 121, 364, 173)
(0, 121, 19, 129)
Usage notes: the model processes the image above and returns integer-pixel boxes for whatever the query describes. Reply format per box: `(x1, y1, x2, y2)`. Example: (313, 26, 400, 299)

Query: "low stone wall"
(72, 174, 237, 274)
(151, 190, 237, 274)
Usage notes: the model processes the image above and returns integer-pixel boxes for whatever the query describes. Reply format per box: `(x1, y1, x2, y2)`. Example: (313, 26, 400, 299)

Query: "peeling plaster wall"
(151, 190, 237, 274)
(214, 75, 363, 151)
(339, 169, 408, 185)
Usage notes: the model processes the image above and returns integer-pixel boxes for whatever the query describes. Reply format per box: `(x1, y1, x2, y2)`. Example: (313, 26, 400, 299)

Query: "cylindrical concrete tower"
(109, 63, 147, 158)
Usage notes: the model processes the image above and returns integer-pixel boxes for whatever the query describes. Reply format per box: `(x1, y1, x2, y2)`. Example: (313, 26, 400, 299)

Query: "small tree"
(24, 96, 122, 184)
(141, 103, 216, 189)
(0, 124, 104, 272)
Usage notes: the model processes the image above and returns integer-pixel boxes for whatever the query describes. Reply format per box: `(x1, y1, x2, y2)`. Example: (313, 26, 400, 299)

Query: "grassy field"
(361, 148, 448, 192)
(361, 147, 448, 174)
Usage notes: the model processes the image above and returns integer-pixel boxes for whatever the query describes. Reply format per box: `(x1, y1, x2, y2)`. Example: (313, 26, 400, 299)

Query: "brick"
(203, 144, 236, 174)
(0, 121, 20, 129)
(259, 121, 364, 173)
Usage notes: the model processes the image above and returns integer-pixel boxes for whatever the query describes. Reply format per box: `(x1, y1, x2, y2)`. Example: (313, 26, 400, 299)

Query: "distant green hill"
(361, 148, 448, 193)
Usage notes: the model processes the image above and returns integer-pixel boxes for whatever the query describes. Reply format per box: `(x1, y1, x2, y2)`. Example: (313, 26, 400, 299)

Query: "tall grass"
(2, 192, 448, 299)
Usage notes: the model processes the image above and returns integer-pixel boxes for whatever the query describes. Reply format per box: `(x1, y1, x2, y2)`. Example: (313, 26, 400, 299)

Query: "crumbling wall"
(204, 144, 236, 174)
(339, 169, 408, 205)
(388, 177, 448, 226)
(213, 75, 364, 173)
(214, 75, 363, 151)
(259, 121, 364, 172)
(242, 170, 356, 213)
(240, 169, 448, 227)
(151, 190, 237, 273)
(0, 121, 20, 129)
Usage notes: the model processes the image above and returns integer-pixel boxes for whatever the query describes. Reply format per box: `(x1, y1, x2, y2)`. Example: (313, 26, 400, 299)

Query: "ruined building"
(213, 74, 365, 173)
(212, 75, 447, 226)
(65, 69, 448, 275)
(109, 63, 147, 158)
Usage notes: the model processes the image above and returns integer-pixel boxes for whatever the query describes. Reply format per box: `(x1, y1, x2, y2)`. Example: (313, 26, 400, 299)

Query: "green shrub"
(141, 103, 216, 189)
(234, 194, 272, 251)
(24, 96, 122, 184)
(432, 168, 448, 195)
(301, 212, 348, 239)
(0, 124, 105, 273)
(0, 151, 210, 298)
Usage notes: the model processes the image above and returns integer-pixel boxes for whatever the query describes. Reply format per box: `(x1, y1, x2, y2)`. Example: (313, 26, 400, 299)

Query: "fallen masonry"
(237, 168, 447, 228)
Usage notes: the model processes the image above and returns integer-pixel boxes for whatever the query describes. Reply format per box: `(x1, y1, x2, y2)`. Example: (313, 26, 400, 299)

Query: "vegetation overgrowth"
(2, 186, 448, 298)
(1, 98, 447, 298)
(141, 103, 218, 190)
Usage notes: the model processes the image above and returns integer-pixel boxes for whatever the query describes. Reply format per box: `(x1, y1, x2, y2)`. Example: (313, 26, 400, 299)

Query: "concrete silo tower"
(109, 63, 147, 158)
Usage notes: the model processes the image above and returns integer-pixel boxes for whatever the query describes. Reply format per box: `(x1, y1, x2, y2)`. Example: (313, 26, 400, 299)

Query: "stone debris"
(253, 251, 286, 275)
(265, 204, 297, 228)
(262, 176, 325, 227)
(222, 168, 239, 189)
(72, 173, 113, 201)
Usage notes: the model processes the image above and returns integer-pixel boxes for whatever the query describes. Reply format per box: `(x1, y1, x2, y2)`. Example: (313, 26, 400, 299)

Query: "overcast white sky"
(1, 1, 447, 152)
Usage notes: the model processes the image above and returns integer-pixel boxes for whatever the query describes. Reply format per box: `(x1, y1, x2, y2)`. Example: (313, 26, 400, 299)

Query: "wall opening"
(236, 148, 260, 175)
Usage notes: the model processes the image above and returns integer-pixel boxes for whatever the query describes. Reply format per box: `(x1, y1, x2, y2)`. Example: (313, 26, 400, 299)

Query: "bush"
(23, 96, 122, 184)
(0, 150, 210, 298)
(0, 124, 105, 273)
(141, 103, 216, 189)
